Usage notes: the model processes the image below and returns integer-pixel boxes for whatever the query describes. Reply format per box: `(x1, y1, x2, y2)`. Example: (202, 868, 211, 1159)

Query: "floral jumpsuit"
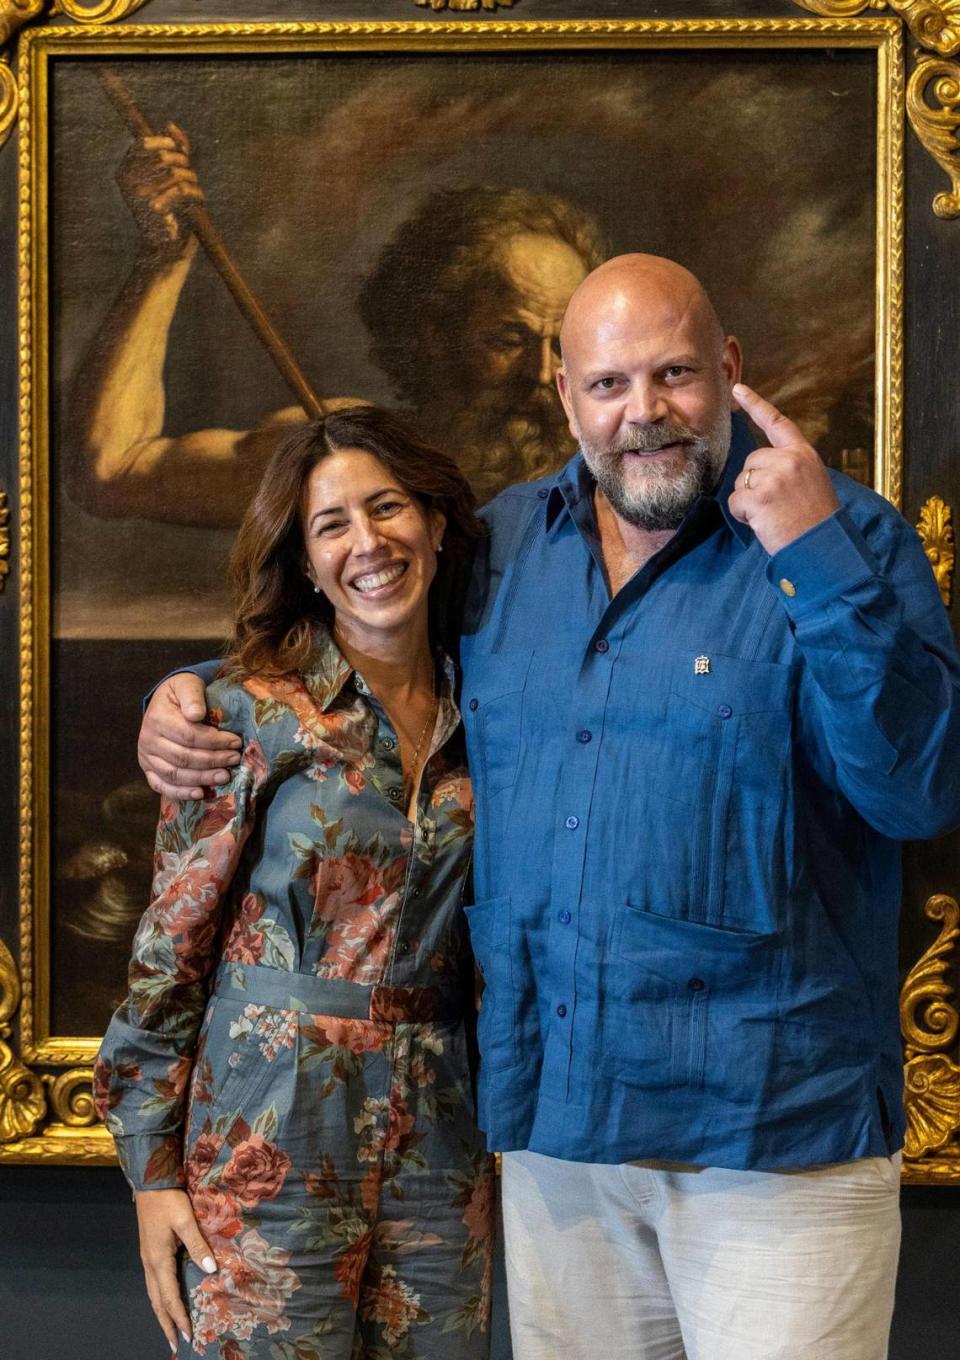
(94, 634, 494, 1360)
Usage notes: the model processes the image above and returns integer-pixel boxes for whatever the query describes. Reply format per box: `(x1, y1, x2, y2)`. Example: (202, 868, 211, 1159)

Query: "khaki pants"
(501, 1148, 902, 1360)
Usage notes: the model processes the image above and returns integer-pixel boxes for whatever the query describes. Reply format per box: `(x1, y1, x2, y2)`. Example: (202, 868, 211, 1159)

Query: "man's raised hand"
(138, 672, 241, 801)
(727, 382, 840, 557)
(116, 121, 203, 263)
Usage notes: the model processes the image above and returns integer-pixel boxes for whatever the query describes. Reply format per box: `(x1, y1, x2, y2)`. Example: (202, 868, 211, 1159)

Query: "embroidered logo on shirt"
(694, 655, 711, 675)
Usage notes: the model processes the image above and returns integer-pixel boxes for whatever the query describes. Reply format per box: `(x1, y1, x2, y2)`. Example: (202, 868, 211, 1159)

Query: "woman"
(94, 407, 493, 1360)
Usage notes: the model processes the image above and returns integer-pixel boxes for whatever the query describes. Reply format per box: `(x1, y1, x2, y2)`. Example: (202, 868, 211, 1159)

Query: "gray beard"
(579, 414, 731, 530)
(434, 386, 575, 505)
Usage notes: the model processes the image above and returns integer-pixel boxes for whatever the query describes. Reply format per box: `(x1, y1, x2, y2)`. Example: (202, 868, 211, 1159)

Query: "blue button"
(558, 910, 571, 924)
(537, 488, 549, 499)
(468, 698, 478, 711)
(594, 638, 609, 654)
(565, 815, 580, 830)
(577, 729, 592, 744)
(717, 704, 733, 719)
(556, 1003, 568, 1018)
(380, 736, 395, 751)
(688, 977, 706, 992)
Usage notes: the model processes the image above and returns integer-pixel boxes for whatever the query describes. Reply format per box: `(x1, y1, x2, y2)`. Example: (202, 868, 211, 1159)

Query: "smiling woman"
(93, 405, 493, 1358)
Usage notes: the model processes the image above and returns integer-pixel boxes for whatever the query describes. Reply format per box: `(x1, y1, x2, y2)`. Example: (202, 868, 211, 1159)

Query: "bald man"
(138, 256, 960, 1359)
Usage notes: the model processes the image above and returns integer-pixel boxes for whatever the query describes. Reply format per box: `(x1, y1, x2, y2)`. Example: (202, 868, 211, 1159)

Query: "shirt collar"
(304, 626, 460, 739)
(544, 413, 756, 548)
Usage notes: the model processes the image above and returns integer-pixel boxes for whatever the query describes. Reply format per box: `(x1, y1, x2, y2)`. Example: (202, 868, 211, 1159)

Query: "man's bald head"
(555, 253, 741, 532)
(560, 254, 725, 366)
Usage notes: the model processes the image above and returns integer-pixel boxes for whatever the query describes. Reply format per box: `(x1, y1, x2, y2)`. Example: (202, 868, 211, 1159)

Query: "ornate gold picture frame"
(0, 10, 956, 1184)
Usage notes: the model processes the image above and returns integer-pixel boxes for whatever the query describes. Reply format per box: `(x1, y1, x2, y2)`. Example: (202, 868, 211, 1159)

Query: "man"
(67, 122, 604, 523)
(138, 255, 960, 1357)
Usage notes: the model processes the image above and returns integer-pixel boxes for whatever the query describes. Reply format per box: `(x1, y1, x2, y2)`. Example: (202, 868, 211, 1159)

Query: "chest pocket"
(627, 651, 795, 935)
(462, 650, 533, 796)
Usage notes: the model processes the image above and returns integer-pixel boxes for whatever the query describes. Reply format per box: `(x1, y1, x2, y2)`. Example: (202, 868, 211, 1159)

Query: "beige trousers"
(501, 1148, 902, 1360)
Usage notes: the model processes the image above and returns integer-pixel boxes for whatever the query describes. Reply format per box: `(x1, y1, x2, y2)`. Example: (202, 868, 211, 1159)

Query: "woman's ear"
(431, 509, 447, 552)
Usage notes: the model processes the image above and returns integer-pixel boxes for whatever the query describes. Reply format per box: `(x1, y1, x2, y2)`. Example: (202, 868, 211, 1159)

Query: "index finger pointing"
(732, 383, 803, 450)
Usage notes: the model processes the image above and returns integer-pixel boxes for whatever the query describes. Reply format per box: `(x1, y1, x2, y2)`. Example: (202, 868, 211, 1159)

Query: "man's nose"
(624, 382, 668, 425)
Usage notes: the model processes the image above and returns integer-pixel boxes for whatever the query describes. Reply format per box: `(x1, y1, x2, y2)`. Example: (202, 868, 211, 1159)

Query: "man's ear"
(722, 335, 743, 404)
(555, 367, 579, 442)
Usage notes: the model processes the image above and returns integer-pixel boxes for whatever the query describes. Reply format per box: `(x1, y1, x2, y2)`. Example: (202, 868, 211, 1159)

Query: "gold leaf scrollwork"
(907, 51, 960, 216)
(51, 0, 152, 24)
(48, 1069, 98, 1127)
(904, 1053, 960, 1155)
(0, 938, 46, 1143)
(900, 894, 960, 1160)
(0, 488, 9, 591)
(0, 0, 45, 49)
(414, 0, 516, 10)
(917, 493, 955, 605)
(795, 2, 960, 55)
(0, 62, 13, 155)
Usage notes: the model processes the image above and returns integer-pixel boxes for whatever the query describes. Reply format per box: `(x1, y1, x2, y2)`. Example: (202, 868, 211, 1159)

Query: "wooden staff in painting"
(99, 71, 326, 422)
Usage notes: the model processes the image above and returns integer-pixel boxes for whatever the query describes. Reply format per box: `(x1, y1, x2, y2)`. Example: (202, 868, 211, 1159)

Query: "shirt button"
(558, 910, 571, 924)
(564, 815, 580, 830)
(399, 941, 410, 953)
(594, 638, 609, 654)
(779, 578, 797, 598)
(380, 736, 395, 751)
(688, 977, 706, 992)
(537, 488, 549, 500)
(468, 698, 479, 711)
(717, 704, 733, 719)
(576, 729, 592, 744)
(412, 888, 422, 899)
(556, 1003, 568, 1018)
(388, 787, 402, 802)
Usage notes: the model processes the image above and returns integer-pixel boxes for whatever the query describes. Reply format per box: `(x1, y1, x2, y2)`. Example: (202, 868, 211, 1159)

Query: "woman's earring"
(436, 542, 443, 553)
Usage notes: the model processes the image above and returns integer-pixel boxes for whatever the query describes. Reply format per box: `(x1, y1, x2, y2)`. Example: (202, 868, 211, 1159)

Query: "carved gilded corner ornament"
(900, 894, 960, 1174)
(0, 489, 9, 591)
(917, 494, 955, 605)
(907, 51, 960, 216)
(796, 1, 960, 55)
(0, 937, 46, 1142)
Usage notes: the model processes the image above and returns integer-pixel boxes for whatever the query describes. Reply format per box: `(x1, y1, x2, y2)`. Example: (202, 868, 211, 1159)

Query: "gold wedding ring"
(743, 468, 753, 491)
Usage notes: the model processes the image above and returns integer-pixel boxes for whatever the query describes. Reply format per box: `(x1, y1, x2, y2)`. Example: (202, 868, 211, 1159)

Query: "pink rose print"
(221, 1135, 292, 1208)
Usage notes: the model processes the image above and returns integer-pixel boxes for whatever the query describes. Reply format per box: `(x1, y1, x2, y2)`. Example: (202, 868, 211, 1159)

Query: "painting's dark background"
(2, 0, 959, 1356)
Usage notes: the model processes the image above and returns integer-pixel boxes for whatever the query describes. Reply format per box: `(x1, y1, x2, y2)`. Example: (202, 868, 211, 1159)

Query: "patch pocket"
(600, 902, 780, 1092)
(463, 652, 533, 795)
(463, 896, 520, 1070)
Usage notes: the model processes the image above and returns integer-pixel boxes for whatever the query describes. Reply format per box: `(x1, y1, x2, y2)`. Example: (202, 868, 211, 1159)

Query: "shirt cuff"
(114, 1131, 186, 1192)
(765, 508, 878, 619)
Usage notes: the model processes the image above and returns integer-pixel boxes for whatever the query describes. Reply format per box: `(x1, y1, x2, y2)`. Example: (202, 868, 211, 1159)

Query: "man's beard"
(578, 411, 732, 530)
(437, 383, 575, 505)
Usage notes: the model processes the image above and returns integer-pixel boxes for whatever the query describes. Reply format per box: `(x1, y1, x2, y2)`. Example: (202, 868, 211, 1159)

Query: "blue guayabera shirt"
(458, 418, 960, 1168)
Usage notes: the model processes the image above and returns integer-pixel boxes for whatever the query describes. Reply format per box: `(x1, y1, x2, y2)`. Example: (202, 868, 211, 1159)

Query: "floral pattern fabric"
(95, 632, 493, 1358)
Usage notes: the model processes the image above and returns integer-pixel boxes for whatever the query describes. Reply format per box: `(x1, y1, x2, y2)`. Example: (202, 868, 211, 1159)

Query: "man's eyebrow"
(309, 487, 403, 526)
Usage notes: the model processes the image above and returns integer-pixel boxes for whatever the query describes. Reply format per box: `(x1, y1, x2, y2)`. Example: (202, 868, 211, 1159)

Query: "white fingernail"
(181, 1328, 190, 1342)
(202, 1254, 217, 1273)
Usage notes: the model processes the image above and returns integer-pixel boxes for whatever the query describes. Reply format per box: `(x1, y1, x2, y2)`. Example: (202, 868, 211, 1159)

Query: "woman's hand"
(135, 1187, 217, 1351)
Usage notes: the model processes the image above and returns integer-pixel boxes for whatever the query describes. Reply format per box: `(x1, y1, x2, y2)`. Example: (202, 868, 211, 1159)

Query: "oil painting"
(38, 34, 882, 1043)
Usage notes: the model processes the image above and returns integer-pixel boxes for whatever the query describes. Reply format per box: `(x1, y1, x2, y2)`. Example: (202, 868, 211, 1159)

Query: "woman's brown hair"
(222, 405, 484, 679)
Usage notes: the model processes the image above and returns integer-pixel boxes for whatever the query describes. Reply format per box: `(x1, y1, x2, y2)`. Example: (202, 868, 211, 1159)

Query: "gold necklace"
(405, 692, 438, 798)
